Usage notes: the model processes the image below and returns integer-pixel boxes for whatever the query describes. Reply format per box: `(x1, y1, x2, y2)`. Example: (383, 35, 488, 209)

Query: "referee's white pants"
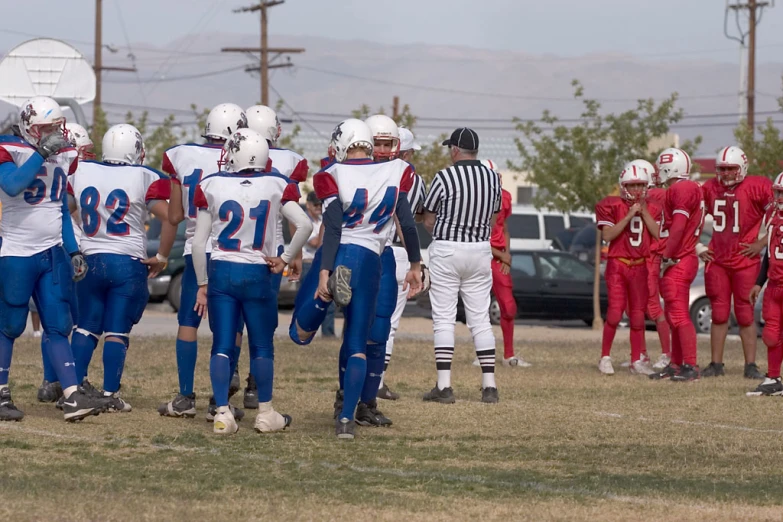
(386, 246, 410, 357)
(428, 240, 496, 351)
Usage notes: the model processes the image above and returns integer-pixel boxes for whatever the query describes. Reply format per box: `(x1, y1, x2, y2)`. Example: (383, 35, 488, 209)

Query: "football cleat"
(481, 387, 499, 404)
(80, 379, 105, 399)
(422, 384, 455, 404)
(649, 363, 679, 380)
(327, 266, 352, 308)
(671, 364, 700, 382)
(243, 373, 259, 409)
(157, 393, 197, 418)
(254, 407, 292, 433)
(229, 370, 241, 399)
(746, 377, 783, 397)
(598, 356, 614, 375)
(504, 356, 531, 368)
(377, 383, 399, 401)
(355, 401, 392, 427)
(744, 363, 764, 380)
(206, 397, 244, 422)
(333, 389, 344, 419)
(652, 354, 671, 371)
(701, 362, 725, 378)
(62, 390, 111, 422)
(0, 388, 24, 422)
(37, 380, 63, 403)
(213, 407, 239, 435)
(335, 417, 356, 440)
(103, 392, 132, 413)
(631, 359, 654, 376)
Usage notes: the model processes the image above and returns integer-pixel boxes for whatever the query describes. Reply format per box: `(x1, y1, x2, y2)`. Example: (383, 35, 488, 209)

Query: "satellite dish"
(0, 38, 96, 107)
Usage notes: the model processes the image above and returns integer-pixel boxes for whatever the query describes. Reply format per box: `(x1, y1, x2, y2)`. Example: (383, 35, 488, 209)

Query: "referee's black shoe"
(481, 387, 499, 404)
(422, 385, 455, 404)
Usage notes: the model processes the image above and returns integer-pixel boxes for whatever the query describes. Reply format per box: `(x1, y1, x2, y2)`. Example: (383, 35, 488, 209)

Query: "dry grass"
(2, 326, 783, 521)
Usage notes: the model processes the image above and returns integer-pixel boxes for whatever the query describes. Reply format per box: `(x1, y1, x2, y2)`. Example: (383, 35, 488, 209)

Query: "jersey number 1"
(344, 186, 398, 233)
(182, 169, 203, 218)
(217, 200, 270, 251)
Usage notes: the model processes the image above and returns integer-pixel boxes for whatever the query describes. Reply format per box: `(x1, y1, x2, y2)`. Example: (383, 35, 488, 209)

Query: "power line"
(268, 83, 330, 139)
(102, 64, 248, 83)
(113, 0, 146, 106)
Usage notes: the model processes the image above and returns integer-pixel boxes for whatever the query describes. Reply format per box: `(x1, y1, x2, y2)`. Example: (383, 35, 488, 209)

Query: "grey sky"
(1, 0, 783, 64)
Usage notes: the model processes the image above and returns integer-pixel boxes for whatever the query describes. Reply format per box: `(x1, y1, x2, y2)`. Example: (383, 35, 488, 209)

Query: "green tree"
(511, 79, 701, 329)
(734, 119, 783, 178)
(124, 111, 187, 169)
(90, 106, 110, 160)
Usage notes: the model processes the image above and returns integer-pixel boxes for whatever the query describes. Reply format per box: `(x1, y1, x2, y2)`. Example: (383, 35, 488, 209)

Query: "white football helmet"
(773, 172, 783, 211)
(364, 114, 400, 161)
(18, 96, 66, 146)
(203, 103, 248, 141)
(715, 146, 748, 187)
(102, 124, 145, 165)
(623, 159, 657, 187)
(328, 119, 374, 162)
(246, 105, 281, 144)
(655, 148, 691, 184)
(218, 128, 270, 173)
(619, 163, 650, 201)
(65, 122, 95, 160)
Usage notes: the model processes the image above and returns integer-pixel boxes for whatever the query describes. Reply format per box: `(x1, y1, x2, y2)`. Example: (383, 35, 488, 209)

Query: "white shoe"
(630, 360, 655, 375)
(104, 392, 132, 413)
(213, 407, 238, 435)
(472, 357, 481, 367)
(254, 406, 292, 433)
(503, 356, 531, 368)
(620, 361, 631, 368)
(32, 330, 42, 338)
(598, 356, 614, 375)
(652, 354, 671, 371)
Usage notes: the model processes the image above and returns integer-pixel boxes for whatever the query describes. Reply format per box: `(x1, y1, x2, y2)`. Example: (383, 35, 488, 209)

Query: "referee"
(421, 127, 502, 404)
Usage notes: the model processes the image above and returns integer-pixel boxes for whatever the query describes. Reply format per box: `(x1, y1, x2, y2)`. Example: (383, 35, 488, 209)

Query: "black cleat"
(229, 370, 241, 398)
(206, 396, 244, 422)
(158, 393, 197, 418)
(744, 363, 764, 380)
(377, 383, 399, 401)
(701, 362, 725, 378)
(671, 364, 701, 382)
(62, 390, 111, 422)
(327, 266, 352, 308)
(746, 377, 783, 397)
(243, 373, 259, 409)
(649, 363, 679, 380)
(80, 379, 105, 399)
(333, 389, 344, 419)
(37, 380, 63, 403)
(422, 384, 455, 404)
(355, 401, 392, 427)
(481, 387, 499, 404)
(0, 388, 24, 421)
(335, 417, 356, 439)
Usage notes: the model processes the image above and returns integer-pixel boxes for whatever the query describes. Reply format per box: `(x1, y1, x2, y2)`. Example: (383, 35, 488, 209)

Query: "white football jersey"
(162, 143, 223, 255)
(268, 147, 308, 250)
(313, 158, 414, 255)
(70, 161, 170, 258)
(0, 138, 77, 257)
(67, 172, 83, 247)
(385, 167, 425, 247)
(194, 171, 301, 265)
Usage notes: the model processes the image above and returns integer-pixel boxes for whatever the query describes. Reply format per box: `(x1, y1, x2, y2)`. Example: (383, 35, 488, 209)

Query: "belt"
(616, 257, 645, 266)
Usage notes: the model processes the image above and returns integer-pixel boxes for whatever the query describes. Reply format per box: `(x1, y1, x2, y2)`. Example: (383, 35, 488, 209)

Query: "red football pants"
(602, 259, 648, 362)
(647, 255, 671, 356)
(761, 282, 783, 379)
(491, 258, 517, 359)
(660, 255, 699, 366)
(705, 262, 760, 327)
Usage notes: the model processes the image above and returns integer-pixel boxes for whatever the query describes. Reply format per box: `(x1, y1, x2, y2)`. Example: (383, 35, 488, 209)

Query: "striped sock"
(435, 346, 454, 390)
(476, 348, 496, 389)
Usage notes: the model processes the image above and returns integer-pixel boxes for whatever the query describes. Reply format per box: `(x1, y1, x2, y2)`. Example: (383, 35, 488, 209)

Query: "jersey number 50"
(217, 200, 270, 252)
(343, 186, 398, 233)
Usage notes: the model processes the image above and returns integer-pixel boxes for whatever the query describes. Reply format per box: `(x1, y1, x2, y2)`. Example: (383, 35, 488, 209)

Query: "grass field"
(2, 327, 783, 521)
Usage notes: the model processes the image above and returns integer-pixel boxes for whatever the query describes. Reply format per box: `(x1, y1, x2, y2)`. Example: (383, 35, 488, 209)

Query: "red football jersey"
(646, 187, 667, 255)
(596, 196, 659, 258)
(767, 211, 783, 284)
(490, 189, 512, 249)
(702, 176, 772, 270)
(661, 179, 704, 260)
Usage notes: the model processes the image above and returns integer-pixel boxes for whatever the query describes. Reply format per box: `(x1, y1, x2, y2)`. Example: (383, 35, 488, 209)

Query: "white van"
(507, 205, 594, 250)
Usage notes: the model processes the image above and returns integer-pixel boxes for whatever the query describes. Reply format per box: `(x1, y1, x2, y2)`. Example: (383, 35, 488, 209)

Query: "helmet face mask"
(717, 165, 742, 186)
(19, 96, 67, 147)
(65, 123, 95, 160)
(364, 114, 399, 162)
(715, 146, 748, 187)
(623, 181, 647, 202)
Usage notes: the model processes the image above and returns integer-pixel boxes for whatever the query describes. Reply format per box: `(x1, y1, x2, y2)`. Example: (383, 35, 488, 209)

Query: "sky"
(1, 0, 783, 65)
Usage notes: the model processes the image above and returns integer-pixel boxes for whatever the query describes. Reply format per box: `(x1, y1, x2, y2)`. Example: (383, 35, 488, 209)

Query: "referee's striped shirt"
(423, 160, 502, 243)
(392, 170, 426, 245)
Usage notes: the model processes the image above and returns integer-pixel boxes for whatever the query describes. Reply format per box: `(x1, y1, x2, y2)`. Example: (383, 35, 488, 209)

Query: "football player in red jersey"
(698, 146, 770, 379)
(748, 172, 783, 396)
(595, 163, 660, 375)
(650, 148, 705, 382)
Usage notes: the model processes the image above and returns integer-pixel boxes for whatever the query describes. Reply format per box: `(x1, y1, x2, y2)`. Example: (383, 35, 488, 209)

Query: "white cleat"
(254, 407, 292, 433)
(630, 360, 655, 375)
(598, 356, 615, 375)
(472, 357, 480, 367)
(503, 356, 531, 368)
(213, 407, 238, 435)
(652, 354, 671, 371)
(620, 361, 631, 368)
(104, 392, 132, 413)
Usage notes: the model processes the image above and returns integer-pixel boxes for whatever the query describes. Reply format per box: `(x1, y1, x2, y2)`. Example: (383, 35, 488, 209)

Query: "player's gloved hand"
(70, 252, 88, 282)
(419, 263, 431, 295)
(37, 132, 72, 159)
(750, 285, 762, 308)
(660, 257, 679, 277)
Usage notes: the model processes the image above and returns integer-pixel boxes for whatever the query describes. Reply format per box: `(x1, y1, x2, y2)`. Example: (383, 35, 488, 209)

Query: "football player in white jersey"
(243, 104, 309, 408)
(0, 96, 109, 422)
(36, 122, 94, 405)
(159, 103, 249, 420)
(191, 128, 312, 435)
(290, 118, 423, 439)
(378, 127, 427, 401)
(69, 124, 175, 412)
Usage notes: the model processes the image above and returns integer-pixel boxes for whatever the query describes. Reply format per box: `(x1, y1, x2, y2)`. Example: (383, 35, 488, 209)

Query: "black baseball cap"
(442, 127, 479, 150)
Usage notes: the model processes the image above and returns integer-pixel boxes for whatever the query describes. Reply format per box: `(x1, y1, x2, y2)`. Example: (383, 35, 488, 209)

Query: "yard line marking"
(595, 411, 783, 435)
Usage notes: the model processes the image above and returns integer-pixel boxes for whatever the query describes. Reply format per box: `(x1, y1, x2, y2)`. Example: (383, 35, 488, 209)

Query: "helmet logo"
(238, 113, 248, 129)
(228, 132, 246, 154)
(20, 104, 36, 125)
(331, 123, 343, 143)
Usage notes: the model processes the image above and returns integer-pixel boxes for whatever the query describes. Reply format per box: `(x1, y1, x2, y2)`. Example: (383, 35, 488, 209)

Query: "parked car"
(418, 249, 608, 325)
(146, 219, 187, 311)
(687, 265, 738, 335)
(507, 205, 594, 251)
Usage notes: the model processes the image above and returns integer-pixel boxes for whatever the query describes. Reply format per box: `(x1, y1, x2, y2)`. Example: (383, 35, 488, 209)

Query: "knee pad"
(710, 301, 731, 325)
(104, 334, 129, 348)
(369, 316, 391, 345)
(762, 327, 779, 349)
(734, 302, 755, 327)
(0, 307, 28, 339)
(248, 343, 274, 360)
(629, 311, 645, 330)
(605, 307, 624, 328)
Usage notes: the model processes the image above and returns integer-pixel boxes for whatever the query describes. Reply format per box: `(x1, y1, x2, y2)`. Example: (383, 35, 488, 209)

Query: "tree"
(511, 79, 701, 329)
(734, 119, 783, 179)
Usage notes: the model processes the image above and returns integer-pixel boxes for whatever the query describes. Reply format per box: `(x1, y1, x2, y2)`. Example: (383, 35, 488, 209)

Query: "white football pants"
(386, 246, 410, 357)
(428, 240, 495, 351)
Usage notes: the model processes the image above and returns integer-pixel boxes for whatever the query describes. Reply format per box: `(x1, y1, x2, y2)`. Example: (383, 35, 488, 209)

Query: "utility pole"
(92, 0, 136, 143)
(392, 96, 400, 120)
(222, 1, 304, 106)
